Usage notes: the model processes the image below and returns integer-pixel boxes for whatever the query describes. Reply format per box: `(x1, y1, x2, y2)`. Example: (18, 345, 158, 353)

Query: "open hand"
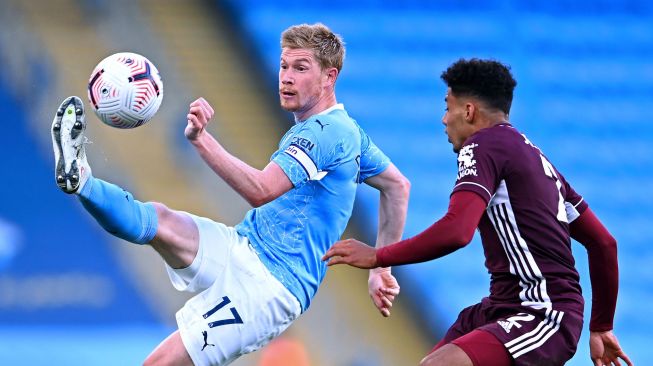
(368, 268, 400, 317)
(185, 97, 215, 141)
(589, 330, 633, 366)
(322, 238, 379, 269)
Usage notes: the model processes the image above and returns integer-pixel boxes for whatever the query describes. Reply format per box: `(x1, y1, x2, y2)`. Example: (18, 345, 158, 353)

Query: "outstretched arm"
(185, 98, 293, 207)
(570, 208, 632, 366)
(323, 190, 485, 268)
(362, 163, 410, 317)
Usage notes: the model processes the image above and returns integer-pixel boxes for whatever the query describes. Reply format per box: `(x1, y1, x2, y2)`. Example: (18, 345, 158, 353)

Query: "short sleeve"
(272, 122, 329, 187)
(451, 135, 502, 204)
(358, 130, 390, 183)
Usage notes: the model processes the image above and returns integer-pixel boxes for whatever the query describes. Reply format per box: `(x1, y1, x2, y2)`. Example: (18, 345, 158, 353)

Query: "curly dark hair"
(441, 58, 517, 114)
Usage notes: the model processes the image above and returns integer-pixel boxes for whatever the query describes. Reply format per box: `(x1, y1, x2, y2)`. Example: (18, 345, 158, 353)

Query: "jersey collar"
(316, 103, 344, 115)
(295, 104, 345, 123)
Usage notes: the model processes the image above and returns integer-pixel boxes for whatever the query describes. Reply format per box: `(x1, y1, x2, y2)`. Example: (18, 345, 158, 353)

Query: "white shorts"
(166, 214, 301, 366)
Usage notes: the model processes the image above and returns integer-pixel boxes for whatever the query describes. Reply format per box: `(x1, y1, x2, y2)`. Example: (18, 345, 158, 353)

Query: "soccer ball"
(87, 52, 163, 129)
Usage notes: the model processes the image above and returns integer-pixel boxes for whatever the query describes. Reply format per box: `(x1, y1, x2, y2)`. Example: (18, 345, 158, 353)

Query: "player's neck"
(476, 111, 509, 130)
(294, 92, 337, 122)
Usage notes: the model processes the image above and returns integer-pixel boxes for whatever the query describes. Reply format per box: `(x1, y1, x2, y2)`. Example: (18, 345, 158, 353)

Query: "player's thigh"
(165, 214, 244, 293)
(452, 329, 513, 366)
(149, 202, 199, 269)
(420, 344, 473, 366)
(143, 330, 193, 366)
(176, 236, 301, 365)
(423, 330, 512, 366)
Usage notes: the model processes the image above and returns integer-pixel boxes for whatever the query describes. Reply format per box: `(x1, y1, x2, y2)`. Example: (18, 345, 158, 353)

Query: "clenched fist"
(185, 97, 215, 141)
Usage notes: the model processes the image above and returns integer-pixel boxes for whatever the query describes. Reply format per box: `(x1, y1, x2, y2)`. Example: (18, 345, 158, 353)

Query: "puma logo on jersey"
(315, 119, 329, 131)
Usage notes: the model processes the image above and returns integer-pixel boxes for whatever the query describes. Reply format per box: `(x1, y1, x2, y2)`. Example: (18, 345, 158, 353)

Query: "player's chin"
(450, 140, 462, 154)
(280, 100, 299, 112)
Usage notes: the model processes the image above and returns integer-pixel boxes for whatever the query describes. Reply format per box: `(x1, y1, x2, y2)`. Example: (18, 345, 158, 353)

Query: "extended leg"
(78, 178, 199, 269)
(51, 96, 199, 269)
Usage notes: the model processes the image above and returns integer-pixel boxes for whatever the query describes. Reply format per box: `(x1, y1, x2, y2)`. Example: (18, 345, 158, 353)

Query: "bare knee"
(149, 202, 178, 247)
(150, 201, 173, 222)
(148, 202, 200, 269)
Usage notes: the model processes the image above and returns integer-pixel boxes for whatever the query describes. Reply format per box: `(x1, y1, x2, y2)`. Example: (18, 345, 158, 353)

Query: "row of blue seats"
(243, 9, 653, 44)
(229, 0, 653, 15)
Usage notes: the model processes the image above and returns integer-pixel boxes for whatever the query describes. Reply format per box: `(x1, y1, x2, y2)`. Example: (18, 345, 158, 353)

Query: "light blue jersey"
(235, 104, 390, 312)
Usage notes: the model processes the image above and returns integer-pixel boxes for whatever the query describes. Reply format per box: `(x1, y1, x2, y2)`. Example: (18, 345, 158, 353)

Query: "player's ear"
(464, 102, 476, 123)
(324, 67, 338, 87)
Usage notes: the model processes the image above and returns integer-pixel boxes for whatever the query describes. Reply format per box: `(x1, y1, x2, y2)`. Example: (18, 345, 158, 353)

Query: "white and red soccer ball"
(87, 52, 163, 129)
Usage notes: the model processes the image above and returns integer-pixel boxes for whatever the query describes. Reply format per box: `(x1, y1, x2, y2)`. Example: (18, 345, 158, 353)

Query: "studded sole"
(52, 96, 86, 193)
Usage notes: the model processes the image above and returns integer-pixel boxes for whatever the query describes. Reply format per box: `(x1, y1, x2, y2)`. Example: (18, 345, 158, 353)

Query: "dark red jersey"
(452, 123, 588, 312)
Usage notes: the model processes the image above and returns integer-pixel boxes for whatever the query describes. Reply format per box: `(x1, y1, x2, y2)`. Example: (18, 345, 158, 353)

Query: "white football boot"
(51, 96, 91, 194)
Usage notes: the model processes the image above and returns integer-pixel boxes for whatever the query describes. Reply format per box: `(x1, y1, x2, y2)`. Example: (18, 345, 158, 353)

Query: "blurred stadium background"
(0, 0, 651, 364)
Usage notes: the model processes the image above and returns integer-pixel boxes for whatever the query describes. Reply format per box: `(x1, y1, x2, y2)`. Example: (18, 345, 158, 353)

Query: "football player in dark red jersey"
(323, 58, 632, 366)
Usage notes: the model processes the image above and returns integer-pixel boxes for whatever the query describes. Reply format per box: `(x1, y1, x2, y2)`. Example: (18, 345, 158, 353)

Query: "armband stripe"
(284, 144, 318, 179)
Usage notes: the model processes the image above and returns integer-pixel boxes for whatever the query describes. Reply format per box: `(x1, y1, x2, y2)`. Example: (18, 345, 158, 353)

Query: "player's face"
(442, 89, 472, 153)
(279, 48, 326, 115)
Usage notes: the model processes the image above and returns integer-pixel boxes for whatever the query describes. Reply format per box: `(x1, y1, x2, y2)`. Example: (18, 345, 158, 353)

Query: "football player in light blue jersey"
(237, 102, 391, 311)
(50, 23, 410, 366)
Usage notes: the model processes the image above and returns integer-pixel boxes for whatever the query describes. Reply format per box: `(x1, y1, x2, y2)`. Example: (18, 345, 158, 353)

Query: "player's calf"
(77, 179, 158, 244)
(52, 96, 157, 244)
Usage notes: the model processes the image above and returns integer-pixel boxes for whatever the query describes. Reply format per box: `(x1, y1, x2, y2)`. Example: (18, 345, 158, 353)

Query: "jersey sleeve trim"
(358, 158, 391, 183)
(565, 202, 581, 222)
(453, 181, 492, 201)
(283, 143, 318, 179)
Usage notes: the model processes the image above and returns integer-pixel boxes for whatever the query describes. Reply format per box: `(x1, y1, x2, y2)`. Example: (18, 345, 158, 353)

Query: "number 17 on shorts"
(203, 296, 243, 328)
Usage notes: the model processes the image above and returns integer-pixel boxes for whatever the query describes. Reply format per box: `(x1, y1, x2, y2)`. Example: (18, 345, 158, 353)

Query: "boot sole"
(52, 96, 86, 193)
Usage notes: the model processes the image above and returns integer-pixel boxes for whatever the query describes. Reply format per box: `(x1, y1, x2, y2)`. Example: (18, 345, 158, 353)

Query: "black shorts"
(441, 299, 583, 366)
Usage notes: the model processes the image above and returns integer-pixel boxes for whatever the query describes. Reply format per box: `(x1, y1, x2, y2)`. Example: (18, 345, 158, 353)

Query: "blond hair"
(281, 23, 345, 72)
